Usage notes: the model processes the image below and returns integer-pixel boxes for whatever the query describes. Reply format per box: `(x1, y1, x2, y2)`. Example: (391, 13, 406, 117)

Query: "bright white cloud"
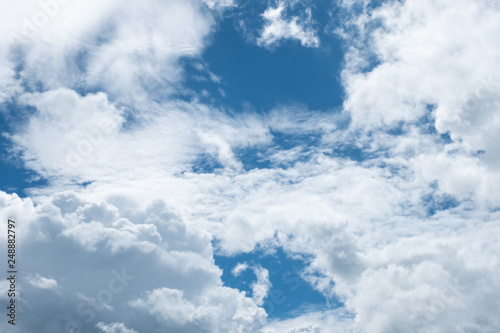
(339, 0, 500, 209)
(257, 3, 319, 48)
(12, 88, 124, 177)
(251, 266, 271, 307)
(130, 286, 266, 331)
(10, 88, 271, 184)
(232, 262, 249, 276)
(0, 0, 224, 106)
(342, 0, 500, 139)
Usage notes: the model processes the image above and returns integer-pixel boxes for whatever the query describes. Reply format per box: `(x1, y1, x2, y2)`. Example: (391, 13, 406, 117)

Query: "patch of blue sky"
(235, 147, 273, 171)
(214, 246, 341, 320)
(422, 193, 460, 216)
(234, 131, 323, 171)
(270, 130, 322, 150)
(421, 182, 460, 216)
(341, 0, 389, 14)
(190, 153, 225, 173)
(374, 161, 411, 179)
(0, 103, 48, 196)
(415, 105, 452, 139)
(324, 145, 365, 162)
(0, 133, 47, 196)
(188, 14, 344, 112)
(190, 131, 327, 173)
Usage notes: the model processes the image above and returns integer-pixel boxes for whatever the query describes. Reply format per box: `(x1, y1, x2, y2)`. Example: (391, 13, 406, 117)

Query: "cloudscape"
(1, 0, 500, 332)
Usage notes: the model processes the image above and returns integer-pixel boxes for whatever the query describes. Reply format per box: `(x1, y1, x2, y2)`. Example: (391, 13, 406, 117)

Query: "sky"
(1, 0, 500, 332)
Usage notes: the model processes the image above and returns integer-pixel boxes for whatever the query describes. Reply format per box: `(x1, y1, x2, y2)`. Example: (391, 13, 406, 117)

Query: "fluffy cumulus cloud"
(1, 0, 500, 332)
(0, 190, 266, 332)
(338, 0, 500, 206)
(11, 88, 124, 177)
(129, 286, 265, 331)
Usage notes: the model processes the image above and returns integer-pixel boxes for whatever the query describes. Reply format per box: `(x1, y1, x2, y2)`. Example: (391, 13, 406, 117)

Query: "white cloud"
(10, 88, 271, 184)
(129, 288, 196, 326)
(0, 0, 227, 106)
(251, 266, 272, 307)
(0, 44, 22, 103)
(6, 97, 500, 332)
(96, 322, 138, 333)
(341, 0, 500, 142)
(202, 0, 235, 10)
(259, 309, 353, 333)
(232, 262, 249, 276)
(26, 273, 59, 290)
(2, 0, 500, 332)
(12, 88, 124, 177)
(257, 3, 319, 48)
(61, 219, 160, 253)
(83, 0, 215, 100)
(130, 286, 266, 331)
(0, 190, 267, 332)
(338, 0, 500, 208)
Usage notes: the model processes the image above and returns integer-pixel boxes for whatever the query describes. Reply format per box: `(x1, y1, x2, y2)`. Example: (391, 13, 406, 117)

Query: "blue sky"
(1, 0, 500, 332)
(197, 17, 344, 111)
(214, 247, 336, 320)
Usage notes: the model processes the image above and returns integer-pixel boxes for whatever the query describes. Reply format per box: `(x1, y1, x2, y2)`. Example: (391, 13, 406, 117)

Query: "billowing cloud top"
(1, 0, 500, 332)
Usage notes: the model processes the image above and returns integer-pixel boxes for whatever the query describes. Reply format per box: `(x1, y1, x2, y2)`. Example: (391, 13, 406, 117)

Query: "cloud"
(2, 0, 500, 332)
(26, 273, 59, 290)
(232, 262, 249, 276)
(260, 309, 353, 332)
(5, 99, 500, 332)
(96, 322, 138, 333)
(338, 0, 500, 208)
(130, 286, 266, 331)
(0, 0, 227, 107)
(202, 0, 235, 10)
(251, 266, 272, 307)
(0, 45, 22, 104)
(11, 88, 124, 177)
(0, 190, 267, 332)
(129, 288, 196, 326)
(257, 3, 319, 49)
(9, 88, 271, 185)
(231, 263, 272, 306)
(341, 0, 500, 140)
